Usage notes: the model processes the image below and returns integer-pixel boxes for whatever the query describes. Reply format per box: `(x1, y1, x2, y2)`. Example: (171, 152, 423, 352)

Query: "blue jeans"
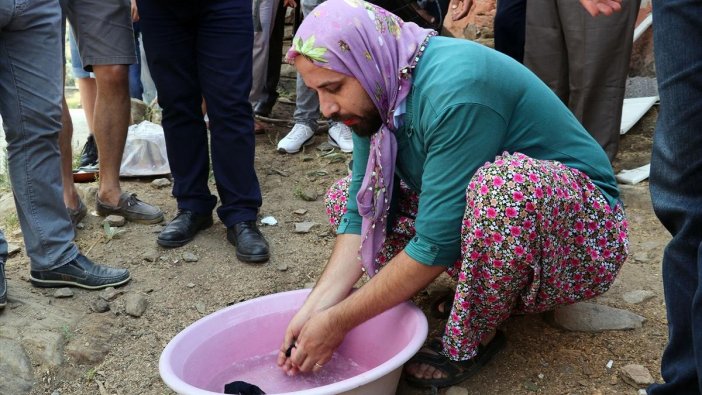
(0, 0, 79, 271)
(648, 1, 702, 394)
(138, 0, 261, 227)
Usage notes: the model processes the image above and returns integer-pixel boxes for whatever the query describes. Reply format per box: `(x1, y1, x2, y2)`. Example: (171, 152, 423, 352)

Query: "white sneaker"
(277, 124, 315, 154)
(328, 123, 354, 153)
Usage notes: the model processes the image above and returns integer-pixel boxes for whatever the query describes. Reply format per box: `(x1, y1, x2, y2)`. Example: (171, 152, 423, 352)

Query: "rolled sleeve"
(405, 234, 459, 266)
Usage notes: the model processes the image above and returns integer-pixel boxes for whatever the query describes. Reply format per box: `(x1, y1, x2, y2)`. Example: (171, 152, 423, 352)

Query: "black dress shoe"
(227, 221, 270, 263)
(0, 262, 7, 309)
(30, 254, 130, 290)
(253, 100, 275, 117)
(158, 210, 213, 248)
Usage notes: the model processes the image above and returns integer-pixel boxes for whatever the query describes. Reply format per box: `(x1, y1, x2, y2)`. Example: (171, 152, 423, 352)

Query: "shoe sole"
(97, 211, 165, 225)
(157, 220, 214, 248)
(29, 274, 131, 290)
(327, 137, 353, 153)
(277, 136, 315, 154)
(235, 251, 270, 264)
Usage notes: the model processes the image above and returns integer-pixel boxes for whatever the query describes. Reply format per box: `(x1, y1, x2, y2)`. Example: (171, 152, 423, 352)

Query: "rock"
(294, 221, 317, 233)
(186, 283, 195, 288)
(11, 229, 22, 237)
(293, 209, 308, 215)
(125, 293, 148, 317)
(65, 318, 114, 364)
(0, 192, 17, 219)
(618, 184, 652, 211)
(99, 287, 123, 302)
(550, 302, 646, 332)
(446, 386, 469, 395)
(638, 389, 648, 395)
(299, 190, 318, 201)
(182, 252, 199, 262)
(104, 215, 126, 227)
(130, 98, 149, 124)
(276, 263, 288, 272)
(91, 298, 110, 313)
(7, 243, 21, 257)
(151, 178, 171, 189)
(316, 141, 335, 151)
(632, 251, 651, 263)
(304, 281, 316, 289)
(143, 249, 160, 262)
(623, 290, 655, 304)
(53, 288, 74, 298)
(0, 338, 34, 395)
(621, 364, 655, 387)
(194, 302, 206, 314)
(21, 330, 65, 367)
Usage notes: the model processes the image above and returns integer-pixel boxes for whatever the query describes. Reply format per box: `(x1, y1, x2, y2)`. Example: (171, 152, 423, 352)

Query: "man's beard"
(348, 111, 383, 138)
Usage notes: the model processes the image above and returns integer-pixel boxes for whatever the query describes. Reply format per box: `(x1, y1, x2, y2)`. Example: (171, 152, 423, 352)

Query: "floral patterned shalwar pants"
(325, 152, 629, 361)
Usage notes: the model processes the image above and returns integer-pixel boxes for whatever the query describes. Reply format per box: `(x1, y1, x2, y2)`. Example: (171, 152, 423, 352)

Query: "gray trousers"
(0, 0, 79, 270)
(524, 0, 641, 161)
(293, 0, 325, 130)
(250, 0, 281, 105)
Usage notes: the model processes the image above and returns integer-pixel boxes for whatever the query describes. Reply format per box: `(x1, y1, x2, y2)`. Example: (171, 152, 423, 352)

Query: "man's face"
(295, 56, 382, 137)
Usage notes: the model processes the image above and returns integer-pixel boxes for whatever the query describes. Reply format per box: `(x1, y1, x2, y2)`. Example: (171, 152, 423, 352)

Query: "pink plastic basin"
(159, 289, 428, 395)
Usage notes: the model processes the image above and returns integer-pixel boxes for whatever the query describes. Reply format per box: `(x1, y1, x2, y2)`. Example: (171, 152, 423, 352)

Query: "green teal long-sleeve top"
(336, 37, 620, 267)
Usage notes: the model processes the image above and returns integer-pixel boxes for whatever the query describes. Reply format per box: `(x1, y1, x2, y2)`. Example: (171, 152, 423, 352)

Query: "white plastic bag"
(120, 121, 171, 177)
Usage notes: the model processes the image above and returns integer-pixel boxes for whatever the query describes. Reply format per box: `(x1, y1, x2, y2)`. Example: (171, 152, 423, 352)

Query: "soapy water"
(207, 350, 369, 393)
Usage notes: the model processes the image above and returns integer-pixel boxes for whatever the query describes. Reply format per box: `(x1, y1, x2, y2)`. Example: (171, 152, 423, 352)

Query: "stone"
(99, 287, 123, 302)
(186, 283, 195, 288)
(194, 302, 207, 315)
(125, 293, 148, 317)
(0, 192, 17, 219)
(316, 141, 335, 151)
(293, 209, 308, 215)
(446, 386, 469, 395)
(21, 330, 65, 367)
(7, 243, 21, 257)
(151, 178, 171, 189)
(294, 221, 317, 233)
(620, 364, 655, 387)
(632, 251, 651, 263)
(638, 389, 648, 395)
(91, 298, 110, 313)
(550, 302, 646, 332)
(130, 98, 149, 124)
(104, 215, 126, 227)
(261, 216, 278, 226)
(0, 338, 34, 395)
(64, 318, 114, 364)
(53, 288, 74, 298)
(623, 290, 656, 304)
(143, 249, 160, 262)
(182, 252, 199, 263)
(618, 184, 653, 211)
(276, 263, 288, 272)
(304, 281, 316, 289)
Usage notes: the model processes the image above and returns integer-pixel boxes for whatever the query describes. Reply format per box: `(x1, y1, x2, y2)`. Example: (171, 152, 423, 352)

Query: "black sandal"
(404, 331, 507, 388)
(430, 291, 455, 319)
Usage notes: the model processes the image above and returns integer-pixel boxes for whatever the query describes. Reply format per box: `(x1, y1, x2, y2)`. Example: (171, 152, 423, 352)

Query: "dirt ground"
(0, 96, 668, 395)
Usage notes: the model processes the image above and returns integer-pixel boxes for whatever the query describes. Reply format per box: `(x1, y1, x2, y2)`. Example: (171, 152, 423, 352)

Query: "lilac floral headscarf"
(286, 0, 435, 276)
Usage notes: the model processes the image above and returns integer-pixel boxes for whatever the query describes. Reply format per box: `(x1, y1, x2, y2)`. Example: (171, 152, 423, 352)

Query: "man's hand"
(448, 0, 473, 21)
(130, 0, 139, 22)
(279, 310, 347, 375)
(579, 0, 622, 16)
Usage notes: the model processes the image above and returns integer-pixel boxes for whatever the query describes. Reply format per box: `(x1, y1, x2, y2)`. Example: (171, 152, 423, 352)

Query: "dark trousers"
(494, 0, 526, 63)
(648, 1, 702, 394)
(137, 0, 261, 227)
(524, 0, 640, 161)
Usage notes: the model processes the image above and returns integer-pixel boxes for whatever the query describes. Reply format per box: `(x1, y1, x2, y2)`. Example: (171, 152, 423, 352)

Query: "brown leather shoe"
(96, 192, 164, 224)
